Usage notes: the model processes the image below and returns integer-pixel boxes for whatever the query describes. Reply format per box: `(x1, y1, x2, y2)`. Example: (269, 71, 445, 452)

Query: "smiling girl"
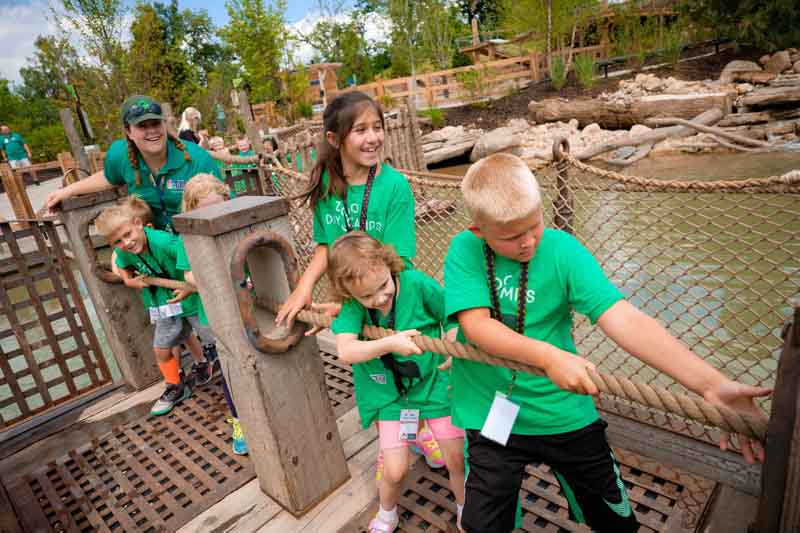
(46, 95, 222, 231)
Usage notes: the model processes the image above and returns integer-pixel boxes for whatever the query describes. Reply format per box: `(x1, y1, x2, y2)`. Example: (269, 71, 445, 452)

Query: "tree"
(302, 13, 374, 84)
(221, 0, 290, 102)
(419, 1, 465, 70)
(499, 0, 598, 57)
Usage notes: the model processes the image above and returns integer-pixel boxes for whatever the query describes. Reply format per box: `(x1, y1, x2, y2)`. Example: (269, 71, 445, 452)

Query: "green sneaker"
(228, 417, 248, 455)
(151, 382, 192, 416)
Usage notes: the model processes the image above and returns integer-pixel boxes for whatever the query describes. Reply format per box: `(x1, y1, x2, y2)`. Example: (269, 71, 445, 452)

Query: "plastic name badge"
(480, 392, 520, 446)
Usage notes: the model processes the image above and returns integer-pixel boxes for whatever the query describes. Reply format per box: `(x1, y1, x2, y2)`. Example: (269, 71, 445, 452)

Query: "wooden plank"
(0, 479, 23, 533)
(60, 188, 125, 211)
(59, 108, 91, 175)
(172, 195, 288, 236)
(600, 409, 760, 495)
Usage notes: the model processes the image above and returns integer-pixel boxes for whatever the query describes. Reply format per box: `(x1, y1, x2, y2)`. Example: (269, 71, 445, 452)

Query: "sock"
(377, 504, 398, 523)
(158, 357, 181, 385)
(457, 503, 464, 529)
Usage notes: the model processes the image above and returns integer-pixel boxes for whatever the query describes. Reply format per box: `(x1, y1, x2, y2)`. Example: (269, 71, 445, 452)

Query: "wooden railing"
(328, 46, 607, 109)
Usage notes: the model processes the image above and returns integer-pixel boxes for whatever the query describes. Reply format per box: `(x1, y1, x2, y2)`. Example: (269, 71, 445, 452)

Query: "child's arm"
(459, 307, 600, 395)
(276, 244, 328, 327)
(597, 299, 771, 463)
(117, 267, 149, 290)
(336, 330, 422, 364)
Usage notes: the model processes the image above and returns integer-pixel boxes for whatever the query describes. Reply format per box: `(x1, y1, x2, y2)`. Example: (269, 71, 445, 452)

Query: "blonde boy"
(96, 197, 213, 416)
(443, 153, 769, 533)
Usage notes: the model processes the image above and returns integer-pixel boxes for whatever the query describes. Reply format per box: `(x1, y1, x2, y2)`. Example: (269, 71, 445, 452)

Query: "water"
(429, 152, 800, 391)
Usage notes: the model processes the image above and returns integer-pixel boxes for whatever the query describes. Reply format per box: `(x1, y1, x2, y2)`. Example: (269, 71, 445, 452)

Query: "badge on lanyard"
(481, 392, 520, 446)
(399, 409, 420, 441)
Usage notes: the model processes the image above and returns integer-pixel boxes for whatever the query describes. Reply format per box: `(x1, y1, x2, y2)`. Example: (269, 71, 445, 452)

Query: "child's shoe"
(409, 422, 445, 469)
(151, 381, 192, 416)
(191, 360, 214, 386)
(203, 343, 219, 367)
(375, 450, 384, 482)
(368, 512, 399, 532)
(228, 417, 248, 455)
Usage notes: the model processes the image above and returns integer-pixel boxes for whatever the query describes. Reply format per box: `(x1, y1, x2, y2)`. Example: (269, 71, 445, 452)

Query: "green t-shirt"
(104, 138, 222, 230)
(174, 236, 208, 326)
(443, 229, 624, 435)
(2, 133, 28, 161)
(115, 227, 200, 317)
(312, 163, 416, 262)
(332, 269, 451, 429)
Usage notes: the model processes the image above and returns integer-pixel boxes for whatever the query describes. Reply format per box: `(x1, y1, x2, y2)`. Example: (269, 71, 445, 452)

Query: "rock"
(611, 146, 637, 160)
(470, 127, 522, 162)
(765, 51, 792, 74)
(507, 118, 530, 132)
(420, 126, 463, 144)
(719, 60, 762, 83)
(568, 119, 579, 130)
(736, 83, 754, 94)
(630, 124, 652, 136)
(634, 73, 649, 84)
(643, 76, 664, 92)
(582, 123, 602, 136)
(788, 48, 798, 55)
(794, 61, 800, 74)
(759, 54, 771, 66)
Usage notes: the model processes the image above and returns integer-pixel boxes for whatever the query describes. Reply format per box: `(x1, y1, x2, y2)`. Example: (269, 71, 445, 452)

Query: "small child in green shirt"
(329, 232, 466, 532)
(444, 153, 771, 532)
(96, 197, 214, 416)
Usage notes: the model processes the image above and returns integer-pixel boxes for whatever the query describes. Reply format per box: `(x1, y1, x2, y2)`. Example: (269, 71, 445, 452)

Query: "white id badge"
(166, 303, 183, 317)
(480, 392, 520, 446)
(398, 409, 420, 441)
(148, 307, 161, 323)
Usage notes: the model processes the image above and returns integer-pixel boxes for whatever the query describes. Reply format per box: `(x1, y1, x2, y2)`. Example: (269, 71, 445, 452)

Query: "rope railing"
(137, 270, 768, 441)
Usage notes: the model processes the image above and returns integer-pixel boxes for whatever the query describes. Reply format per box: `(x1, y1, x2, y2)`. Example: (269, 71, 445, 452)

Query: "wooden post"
(172, 196, 349, 515)
(0, 480, 22, 533)
(751, 302, 800, 532)
(404, 97, 427, 171)
(58, 190, 161, 390)
(0, 163, 34, 228)
(59, 108, 91, 177)
(530, 51, 541, 82)
(161, 102, 177, 136)
(237, 90, 265, 156)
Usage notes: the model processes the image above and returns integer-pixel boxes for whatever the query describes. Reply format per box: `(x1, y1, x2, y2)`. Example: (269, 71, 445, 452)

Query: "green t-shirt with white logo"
(104, 138, 222, 230)
(3, 133, 28, 161)
(443, 228, 623, 435)
(332, 269, 451, 429)
(115, 227, 200, 317)
(312, 163, 416, 263)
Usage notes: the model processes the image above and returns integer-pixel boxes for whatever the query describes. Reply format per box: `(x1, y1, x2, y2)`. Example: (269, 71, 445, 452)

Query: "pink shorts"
(378, 416, 465, 450)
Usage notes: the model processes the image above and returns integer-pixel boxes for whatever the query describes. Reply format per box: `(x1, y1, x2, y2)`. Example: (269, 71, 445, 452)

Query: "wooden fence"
(329, 46, 607, 109)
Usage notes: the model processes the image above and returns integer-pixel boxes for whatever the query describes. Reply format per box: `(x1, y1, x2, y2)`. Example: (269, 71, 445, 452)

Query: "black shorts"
(462, 419, 639, 533)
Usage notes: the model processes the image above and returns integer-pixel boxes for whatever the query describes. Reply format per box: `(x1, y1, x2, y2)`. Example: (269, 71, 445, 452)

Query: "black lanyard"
(484, 243, 529, 393)
(135, 251, 169, 302)
(367, 276, 421, 397)
(342, 164, 378, 232)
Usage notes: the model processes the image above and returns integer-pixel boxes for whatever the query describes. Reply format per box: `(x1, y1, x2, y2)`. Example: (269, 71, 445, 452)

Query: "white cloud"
(0, 0, 60, 83)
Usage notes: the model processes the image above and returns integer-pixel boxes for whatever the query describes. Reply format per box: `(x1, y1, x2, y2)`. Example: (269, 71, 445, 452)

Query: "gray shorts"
(9, 158, 31, 169)
(153, 315, 213, 348)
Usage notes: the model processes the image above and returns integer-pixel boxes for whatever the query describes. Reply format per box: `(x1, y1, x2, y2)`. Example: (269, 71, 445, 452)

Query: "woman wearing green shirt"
(45, 95, 221, 230)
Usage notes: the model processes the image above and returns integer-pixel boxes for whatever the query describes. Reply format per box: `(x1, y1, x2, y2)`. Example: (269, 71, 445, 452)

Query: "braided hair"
(125, 129, 191, 186)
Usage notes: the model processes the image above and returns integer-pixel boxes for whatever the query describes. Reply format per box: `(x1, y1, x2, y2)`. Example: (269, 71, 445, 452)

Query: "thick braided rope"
(284, 304, 767, 441)
(209, 151, 260, 165)
(566, 154, 800, 191)
(132, 277, 767, 439)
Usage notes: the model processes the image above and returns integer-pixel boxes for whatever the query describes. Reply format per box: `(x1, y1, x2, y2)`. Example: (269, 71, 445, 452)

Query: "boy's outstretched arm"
(459, 308, 600, 395)
(596, 299, 771, 463)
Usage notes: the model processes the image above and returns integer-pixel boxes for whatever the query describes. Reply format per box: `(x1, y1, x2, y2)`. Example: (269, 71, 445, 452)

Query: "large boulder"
(470, 127, 522, 162)
(765, 51, 792, 74)
(719, 60, 762, 83)
(794, 61, 800, 74)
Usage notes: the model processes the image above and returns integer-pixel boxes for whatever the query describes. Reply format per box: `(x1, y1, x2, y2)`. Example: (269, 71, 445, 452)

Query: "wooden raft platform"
(1, 343, 723, 532)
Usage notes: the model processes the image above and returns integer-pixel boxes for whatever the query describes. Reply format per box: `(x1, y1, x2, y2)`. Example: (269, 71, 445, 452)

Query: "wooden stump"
(172, 196, 349, 515)
(58, 189, 161, 390)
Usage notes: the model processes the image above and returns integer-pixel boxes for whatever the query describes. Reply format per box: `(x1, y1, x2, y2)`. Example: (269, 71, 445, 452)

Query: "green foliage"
(378, 93, 395, 110)
(573, 53, 595, 90)
(420, 107, 445, 128)
(661, 22, 685, 68)
(680, 0, 800, 51)
(611, 3, 659, 70)
(221, 0, 289, 102)
(499, 0, 597, 57)
(26, 125, 71, 162)
(457, 66, 488, 99)
(549, 56, 566, 91)
(304, 17, 374, 84)
(298, 102, 314, 119)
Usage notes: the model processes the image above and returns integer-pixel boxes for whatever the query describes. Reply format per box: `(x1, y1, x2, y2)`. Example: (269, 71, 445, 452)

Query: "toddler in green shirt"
(444, 153, 770, 533)
(329, 232, 465, 532)
(96, 197, 214, 416)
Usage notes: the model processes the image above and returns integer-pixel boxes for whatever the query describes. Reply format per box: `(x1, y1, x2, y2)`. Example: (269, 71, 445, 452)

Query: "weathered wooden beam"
(173, 196, 349, 515)
(0, 163, 34, 228)
(58, 190, 161, 390)
(0, 479, 22, 533)
(59, 108, 91, 175)
(752, 303, 800, 533)
(739, 86, 800, 107)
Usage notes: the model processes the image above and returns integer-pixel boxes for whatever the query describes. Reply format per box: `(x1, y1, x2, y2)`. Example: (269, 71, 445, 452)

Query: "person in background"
(0, 124, 33, 169)
(178, 107, 209, 148)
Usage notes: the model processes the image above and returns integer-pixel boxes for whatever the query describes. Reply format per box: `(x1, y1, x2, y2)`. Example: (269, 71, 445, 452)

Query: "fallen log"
(739, 86, 800, 107)
(645, 117, 770, 147)
(717, 108, 800, 127)
(529, 93, 732, 129)
(575, 107, 726, 160)
(730, 71, 778, 84)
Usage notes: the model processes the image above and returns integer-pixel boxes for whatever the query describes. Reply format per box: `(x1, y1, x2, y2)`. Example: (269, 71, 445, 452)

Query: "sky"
(0, 0, 359, 84)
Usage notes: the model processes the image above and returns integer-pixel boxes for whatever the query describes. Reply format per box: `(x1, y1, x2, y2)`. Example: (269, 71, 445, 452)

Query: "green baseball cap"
(121, 95, 164, 125)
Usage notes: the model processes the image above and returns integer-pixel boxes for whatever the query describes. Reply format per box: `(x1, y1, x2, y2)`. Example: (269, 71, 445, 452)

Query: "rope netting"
(256, 142, 799, 444)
